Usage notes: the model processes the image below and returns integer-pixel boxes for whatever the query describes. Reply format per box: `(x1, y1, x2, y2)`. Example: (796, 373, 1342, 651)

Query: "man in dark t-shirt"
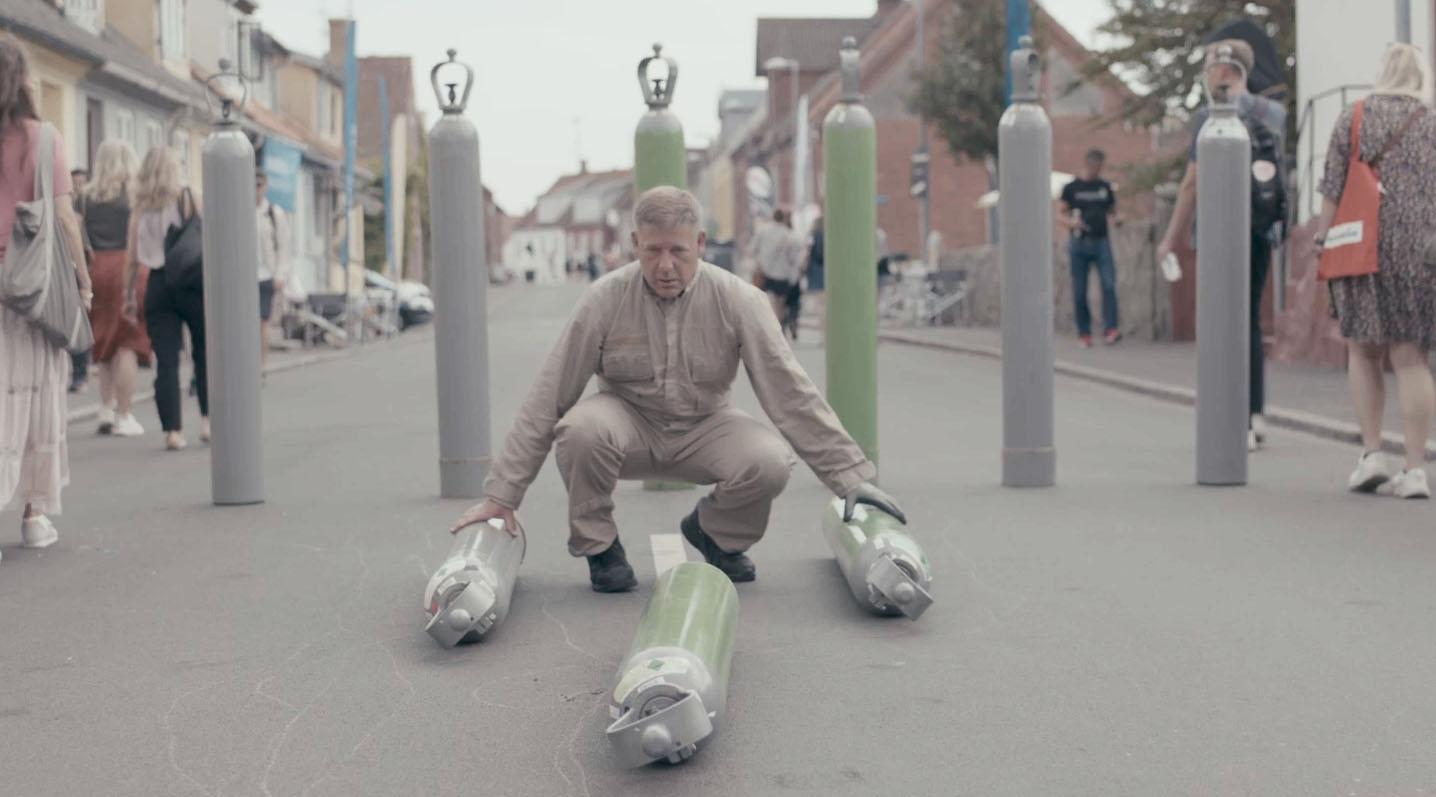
(1058, 149, 1120, 347)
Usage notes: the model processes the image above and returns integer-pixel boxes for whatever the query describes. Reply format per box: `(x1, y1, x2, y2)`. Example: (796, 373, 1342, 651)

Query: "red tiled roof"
(754, 17, 881, 76)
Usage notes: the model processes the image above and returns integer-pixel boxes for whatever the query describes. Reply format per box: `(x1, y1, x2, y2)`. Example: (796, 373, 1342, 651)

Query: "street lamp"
(763, 55, 800, 207)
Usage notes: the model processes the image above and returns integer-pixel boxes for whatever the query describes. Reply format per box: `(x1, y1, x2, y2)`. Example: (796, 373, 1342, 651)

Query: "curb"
(815, 321, 1436, 460)
(66, 344, 371, 426)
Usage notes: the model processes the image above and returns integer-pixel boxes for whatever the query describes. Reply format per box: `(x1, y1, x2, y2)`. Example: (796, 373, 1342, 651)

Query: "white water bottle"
(1160, 251, 1182, 283)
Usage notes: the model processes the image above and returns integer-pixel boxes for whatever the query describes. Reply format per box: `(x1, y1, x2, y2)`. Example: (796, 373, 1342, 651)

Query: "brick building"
(733, 0, 1160, 260)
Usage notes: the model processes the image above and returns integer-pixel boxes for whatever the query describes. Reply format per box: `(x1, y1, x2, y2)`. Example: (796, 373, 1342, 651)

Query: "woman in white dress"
(0, 34, 92, 560)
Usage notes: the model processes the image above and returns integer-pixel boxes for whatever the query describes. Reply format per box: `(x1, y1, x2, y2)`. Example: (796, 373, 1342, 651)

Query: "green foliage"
(909, 0, 1024, 167)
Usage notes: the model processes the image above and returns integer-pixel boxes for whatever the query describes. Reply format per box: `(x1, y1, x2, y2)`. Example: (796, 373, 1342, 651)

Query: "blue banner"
(262, 137, 302, 213)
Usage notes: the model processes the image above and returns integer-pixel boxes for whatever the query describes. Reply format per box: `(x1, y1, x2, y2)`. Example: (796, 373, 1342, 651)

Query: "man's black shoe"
(587, 538, 638, 593)
(680, 508, 756, 583)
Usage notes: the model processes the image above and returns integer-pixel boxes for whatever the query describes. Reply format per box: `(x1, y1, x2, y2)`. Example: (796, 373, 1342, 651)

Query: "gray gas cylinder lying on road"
(423, 519, 524, 647)
(822, 497, 933, 620)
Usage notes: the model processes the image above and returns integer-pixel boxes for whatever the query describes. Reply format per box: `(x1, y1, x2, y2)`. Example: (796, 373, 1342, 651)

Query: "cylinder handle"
(204, 58, 248, 124)
(1010, 35, 1040, 104)
(431, 48, 475, 115)
(839, 36, 862, 103)
(638, 43, 678, 110)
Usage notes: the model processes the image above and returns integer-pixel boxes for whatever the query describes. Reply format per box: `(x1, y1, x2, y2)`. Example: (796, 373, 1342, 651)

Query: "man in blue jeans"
(1059, 149, 1121, 347)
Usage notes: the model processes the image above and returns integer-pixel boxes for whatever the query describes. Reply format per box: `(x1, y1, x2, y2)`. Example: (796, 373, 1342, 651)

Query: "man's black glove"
(842, 482, 907, 525)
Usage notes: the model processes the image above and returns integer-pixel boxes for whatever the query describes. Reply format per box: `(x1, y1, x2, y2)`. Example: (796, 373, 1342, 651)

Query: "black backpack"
(162, 187, 203, 291)
(1243, 112, 1286, 235)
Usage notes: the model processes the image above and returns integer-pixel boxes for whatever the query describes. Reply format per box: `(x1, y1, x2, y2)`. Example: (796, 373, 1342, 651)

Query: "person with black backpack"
(1157, 38, 1287, 453)
(128, 145, 207, 451)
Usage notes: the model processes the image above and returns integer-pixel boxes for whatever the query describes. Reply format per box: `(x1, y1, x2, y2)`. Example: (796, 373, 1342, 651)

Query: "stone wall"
(939, 221, 1172, 340)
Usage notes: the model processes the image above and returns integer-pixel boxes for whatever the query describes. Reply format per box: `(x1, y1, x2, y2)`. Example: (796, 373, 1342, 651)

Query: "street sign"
(909, 151, 930, 198)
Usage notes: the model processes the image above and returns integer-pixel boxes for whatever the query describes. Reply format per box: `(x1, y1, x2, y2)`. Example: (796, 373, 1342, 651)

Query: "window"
(171, 128, 190, 174)
(112, 108, 136, 150)
(158, 0, 187, 63)
(64, 0, 105, 35)
(223, 7, 240, 67)
(317, 81, 333, 139)
(142, 119, 164, 157)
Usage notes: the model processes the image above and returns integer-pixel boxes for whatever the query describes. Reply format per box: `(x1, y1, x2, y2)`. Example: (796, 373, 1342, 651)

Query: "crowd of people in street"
(0, 33, 293, 560)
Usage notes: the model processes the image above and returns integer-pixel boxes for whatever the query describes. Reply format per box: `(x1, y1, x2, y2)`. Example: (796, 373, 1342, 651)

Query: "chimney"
(327, 19, 350, 68)
(579, 159, 589, 174)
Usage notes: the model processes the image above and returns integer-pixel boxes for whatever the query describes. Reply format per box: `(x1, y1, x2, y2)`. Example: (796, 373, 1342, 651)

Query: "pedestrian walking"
(807, 215, 825, 293)
(67, 166, 90, 394)
(1059, 149, 1121, 347)
(254, 170, 290, 371)
(1156, 38, 1288, 452)
(84, 139, 149, 438)
(750, 207, 804, 339)
(0, 34, 92, 557)
(1313, 43, 1436, 499)
(450, 187, 905, 592)
(131, 146, 207, 451)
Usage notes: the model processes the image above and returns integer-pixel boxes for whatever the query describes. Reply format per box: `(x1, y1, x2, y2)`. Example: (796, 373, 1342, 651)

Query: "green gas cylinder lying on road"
(822, 497, 933, 620)
(606, 561, 738, 768)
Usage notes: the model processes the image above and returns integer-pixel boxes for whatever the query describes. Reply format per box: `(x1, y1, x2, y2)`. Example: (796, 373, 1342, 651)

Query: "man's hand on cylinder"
(451, 498, 524, 537)
(842, 482, 907, 525)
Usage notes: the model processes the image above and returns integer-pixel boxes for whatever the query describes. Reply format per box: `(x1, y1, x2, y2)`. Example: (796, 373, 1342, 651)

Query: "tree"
(1080, 0, 1296, 188)
(909, 0, 1017, 173)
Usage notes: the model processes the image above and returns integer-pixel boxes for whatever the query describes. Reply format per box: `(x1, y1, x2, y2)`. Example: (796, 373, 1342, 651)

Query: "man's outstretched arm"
(733, 287, 884, 501)
(453, 292, 604, 532)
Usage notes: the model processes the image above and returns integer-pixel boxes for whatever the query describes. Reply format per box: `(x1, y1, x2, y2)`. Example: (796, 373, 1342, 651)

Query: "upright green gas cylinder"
(822, 36, 879, 469)
(633, 43, 693, 492)
(606, 562, 738, 767)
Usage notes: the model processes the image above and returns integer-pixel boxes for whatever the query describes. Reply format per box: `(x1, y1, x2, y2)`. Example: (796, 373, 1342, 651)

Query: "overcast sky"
(257, 0, 1110, 214)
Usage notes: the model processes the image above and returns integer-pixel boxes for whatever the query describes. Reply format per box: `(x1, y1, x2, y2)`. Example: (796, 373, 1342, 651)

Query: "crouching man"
(452, 187, 904, 591)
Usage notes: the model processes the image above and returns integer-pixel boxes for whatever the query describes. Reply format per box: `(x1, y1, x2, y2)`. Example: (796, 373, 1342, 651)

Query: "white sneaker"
(1251, 414, 1268, 444)
(97, 406, 115, 435)
(21, 515, 58, 548)
(164, 432, 187, 451)
(1348, 451, 1392, 493)
(111, 413, 145, 437)
(199, 418, 211, 444)
(1391, 468, 1431, 499)
(1248, 430, 1260, 452)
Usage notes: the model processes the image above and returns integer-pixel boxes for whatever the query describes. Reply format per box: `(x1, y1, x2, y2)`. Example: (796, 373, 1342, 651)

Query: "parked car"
(364, 272, 433, 330)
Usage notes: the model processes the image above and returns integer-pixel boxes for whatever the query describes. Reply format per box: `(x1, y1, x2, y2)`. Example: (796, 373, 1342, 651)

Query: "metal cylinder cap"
(430, 48, 475, 114)
(891, 581, 917, 604)
(839, 35, 862, 102)
(446, 608, 473, 631)
(638, 43, 679, 110)
(640, 725, 673, 758)
(1009, 35, 1040, 103)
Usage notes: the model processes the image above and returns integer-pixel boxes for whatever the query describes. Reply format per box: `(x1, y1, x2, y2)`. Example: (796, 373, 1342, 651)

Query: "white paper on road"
(649, 533, 690, 576)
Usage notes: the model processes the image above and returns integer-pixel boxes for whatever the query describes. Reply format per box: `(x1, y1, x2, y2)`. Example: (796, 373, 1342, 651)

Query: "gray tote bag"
(0, 122, 93, 353)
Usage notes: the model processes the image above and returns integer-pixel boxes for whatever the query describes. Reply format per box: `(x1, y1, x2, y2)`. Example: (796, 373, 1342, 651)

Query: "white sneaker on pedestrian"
(164, 431, 187, 451)
(199, 418, 211, 443)
(1248, 430, 1259, 452)
(97, 406, 115, 435)
(21, 515, 58, 548)
(1391, 468, 1431, 499)
(1348, 451, 1392, 493)
(1251, 414, 1268, 445)
(111, 413, 145, 437)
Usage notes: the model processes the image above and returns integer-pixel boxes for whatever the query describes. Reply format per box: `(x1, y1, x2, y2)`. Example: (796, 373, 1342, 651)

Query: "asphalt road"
(2, 280, 1434, 797)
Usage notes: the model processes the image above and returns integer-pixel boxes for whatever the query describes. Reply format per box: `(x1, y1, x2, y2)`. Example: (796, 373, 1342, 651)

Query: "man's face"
(633, 222, 705, 299)
(1204, 62, 1245, 101)
(1083, 157, 1103, 180)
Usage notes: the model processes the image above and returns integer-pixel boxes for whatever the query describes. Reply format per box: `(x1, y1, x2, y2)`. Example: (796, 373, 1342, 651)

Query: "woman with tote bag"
(1313, 43, 1436, 499)
(0, 34, 92, 558)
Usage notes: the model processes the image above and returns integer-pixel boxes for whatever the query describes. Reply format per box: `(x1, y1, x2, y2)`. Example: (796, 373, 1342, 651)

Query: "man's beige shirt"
(483, 261, 875, 508)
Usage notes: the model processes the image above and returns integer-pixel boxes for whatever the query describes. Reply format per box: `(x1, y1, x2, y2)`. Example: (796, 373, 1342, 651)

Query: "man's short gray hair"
(634, 186, 703, 230)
